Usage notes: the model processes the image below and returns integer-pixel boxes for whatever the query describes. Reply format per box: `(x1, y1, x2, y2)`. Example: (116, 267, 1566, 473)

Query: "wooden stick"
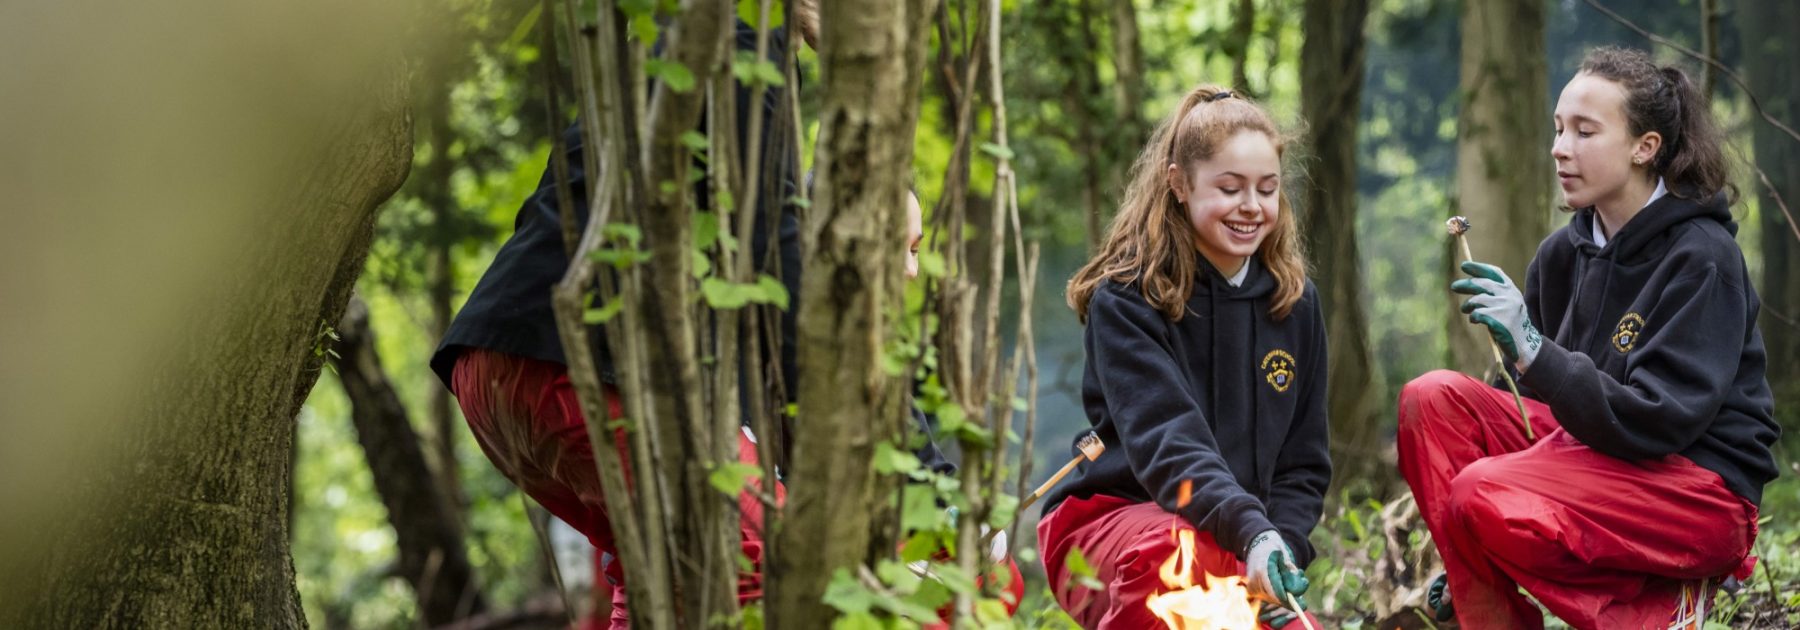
(980, 432, 1103, 550)
(1286, 592, 1317, 630)
(1447, 217, 1536, 441)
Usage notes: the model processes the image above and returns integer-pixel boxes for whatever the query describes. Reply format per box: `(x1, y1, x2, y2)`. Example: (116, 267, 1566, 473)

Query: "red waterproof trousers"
(1038, 494, 1322, 629)
(453, 349, 776, 629)
(1396, 370, 1758, 629)
(456, 348, 1021, 627)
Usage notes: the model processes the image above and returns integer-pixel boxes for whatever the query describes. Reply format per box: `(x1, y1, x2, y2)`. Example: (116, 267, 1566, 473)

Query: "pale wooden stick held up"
(1446, 216, 1535, 440)
(979, 432, 1105, 551)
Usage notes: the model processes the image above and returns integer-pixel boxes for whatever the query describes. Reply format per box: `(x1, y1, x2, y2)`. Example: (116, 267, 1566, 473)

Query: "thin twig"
(1582, 0, 1800, 247)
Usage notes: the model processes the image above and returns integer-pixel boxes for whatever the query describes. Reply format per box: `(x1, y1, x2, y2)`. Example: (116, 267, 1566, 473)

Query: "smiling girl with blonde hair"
(1039, 84, 1330, 629)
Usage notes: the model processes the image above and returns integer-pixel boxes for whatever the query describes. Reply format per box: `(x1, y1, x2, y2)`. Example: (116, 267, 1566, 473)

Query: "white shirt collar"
(1592, 177, 1667, 248)
(1226, 260, 1250, 287)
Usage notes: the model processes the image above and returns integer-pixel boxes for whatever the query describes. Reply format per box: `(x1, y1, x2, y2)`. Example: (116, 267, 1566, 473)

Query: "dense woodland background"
(3, 0, 1797, 628)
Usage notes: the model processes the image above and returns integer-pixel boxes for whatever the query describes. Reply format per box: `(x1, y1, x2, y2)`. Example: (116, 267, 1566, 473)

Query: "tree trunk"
(334, 296, 487, 626)
(1737, 1, 1800, 447)
(1447, 0, 1551, 375)
(3, 3, 414, 623)
(1299, 0, 1380, 483)
(771, 0, 933, 624)
(1108, 0, 1145, 135)
(424, 85, 466, 515)
(1229, 0, 1257, 94)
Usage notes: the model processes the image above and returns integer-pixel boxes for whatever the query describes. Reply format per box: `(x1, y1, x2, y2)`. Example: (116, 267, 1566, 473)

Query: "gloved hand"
(1244, 530, 1308, 610)
(1426, 572, 1454, 621)
(1451, 260, 1543, 370)
(1258, 604, 1300, 628)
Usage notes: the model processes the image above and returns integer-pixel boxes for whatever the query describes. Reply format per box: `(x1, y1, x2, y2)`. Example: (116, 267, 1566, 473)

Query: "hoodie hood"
(1567, 191, 1734, 262)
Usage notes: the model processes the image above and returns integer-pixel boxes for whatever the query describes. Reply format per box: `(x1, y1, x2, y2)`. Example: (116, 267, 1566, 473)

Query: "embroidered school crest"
(1612, 312, 1645, 353)
(1261, 349, 1296, 393)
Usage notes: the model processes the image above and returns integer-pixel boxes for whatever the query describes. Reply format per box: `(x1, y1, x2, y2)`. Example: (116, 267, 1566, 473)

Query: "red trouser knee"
(1397, 370, 1758, 630)
(1038, 494, 1320, 630)
(452, 349, 778, 629)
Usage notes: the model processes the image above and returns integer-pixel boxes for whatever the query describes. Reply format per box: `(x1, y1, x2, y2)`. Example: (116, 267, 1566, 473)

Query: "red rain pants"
(455, 348, 1020, 628)
(1397, 370, 1758, 629)
(1039, 494, 1322, 629)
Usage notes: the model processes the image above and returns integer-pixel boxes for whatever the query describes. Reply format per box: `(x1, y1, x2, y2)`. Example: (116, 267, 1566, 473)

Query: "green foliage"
(699, 274, 790, 309)
(645, 58, 697, 93)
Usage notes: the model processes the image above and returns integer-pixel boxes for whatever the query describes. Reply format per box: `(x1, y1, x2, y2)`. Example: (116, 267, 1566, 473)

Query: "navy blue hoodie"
(1518, 192, 1780, 506)
(1043, 260, 1332, 567)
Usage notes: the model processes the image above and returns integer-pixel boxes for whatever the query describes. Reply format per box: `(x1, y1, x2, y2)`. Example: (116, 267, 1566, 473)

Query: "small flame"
(1146, 528, 1261, 630)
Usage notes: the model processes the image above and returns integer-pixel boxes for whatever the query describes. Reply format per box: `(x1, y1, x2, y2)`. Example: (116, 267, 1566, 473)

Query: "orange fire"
(1145, 528, 1261, 630)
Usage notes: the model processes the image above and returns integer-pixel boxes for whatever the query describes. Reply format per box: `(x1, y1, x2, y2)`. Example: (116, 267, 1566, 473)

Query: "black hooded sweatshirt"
(1043, 260, 1332, 567)
(1517, 192, 1780, 506)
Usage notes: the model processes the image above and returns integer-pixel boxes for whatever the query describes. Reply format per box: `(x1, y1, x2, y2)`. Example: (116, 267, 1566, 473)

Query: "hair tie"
(1206, 90, 1234, 103)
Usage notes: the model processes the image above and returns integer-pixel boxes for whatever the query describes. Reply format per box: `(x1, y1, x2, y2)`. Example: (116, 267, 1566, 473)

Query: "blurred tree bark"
(771, 0, 933, 624)
(1447, 0, 1551, 375)
(13, 48, 413, 628)
(334, 296, 486, 626)
(1299, 0, 1381, 482)
(1109, 0, 1145, 138)
(1737, 0, 1800, 444)
(1228, 0, 1256, 94)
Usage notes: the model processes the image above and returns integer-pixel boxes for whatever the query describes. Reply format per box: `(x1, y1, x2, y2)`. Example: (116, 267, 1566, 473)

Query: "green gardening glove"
(1244, 530, 1309, 612)
(1451, 260, 1543, 370)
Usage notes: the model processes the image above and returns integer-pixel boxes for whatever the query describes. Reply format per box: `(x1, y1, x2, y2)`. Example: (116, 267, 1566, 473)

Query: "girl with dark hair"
(1398, 46, 1779, 628)
(1039, 84, 1329, 629)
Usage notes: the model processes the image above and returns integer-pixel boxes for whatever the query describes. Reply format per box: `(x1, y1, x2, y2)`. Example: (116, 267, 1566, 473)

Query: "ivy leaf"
(645, 58, 695, 93)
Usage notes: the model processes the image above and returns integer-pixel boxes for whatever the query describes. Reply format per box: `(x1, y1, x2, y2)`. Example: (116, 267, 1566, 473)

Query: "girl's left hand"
(1452, 260, 1543, 370)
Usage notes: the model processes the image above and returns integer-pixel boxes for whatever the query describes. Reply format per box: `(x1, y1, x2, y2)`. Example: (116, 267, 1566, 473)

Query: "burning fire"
(1145, 528, 1262, 630)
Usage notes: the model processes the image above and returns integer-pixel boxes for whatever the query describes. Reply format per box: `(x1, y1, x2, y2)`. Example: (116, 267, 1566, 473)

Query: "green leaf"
(694, 212, 721, 250)
(645, 58, 695, 93)
(787, 194, 812, 209)
(822, 568, 877, 615)
(731, 51, 787, 87)
(679, 130, 709, 153)
(1065, 547, 1104, 591)
(986, 493, 1019, 530)
(701, 277, 749, 309)
(873, 441, 922, 475)
(978, 142, 1015, 161)
(901, 487, 945, 533)
(917, 250, 946, 278)
(707, 461, 762, 496)
(618, 0, 656, 15)
(754, 273, 789, 309)
(630, 16, 659, 46)
(875, 559, 924, 596)
(583, 295, 625, 324)
(899, 532, 938, 563)
(830, 613, 883, 630)
(735, 0, 786, 29)
(691, 249, 712, 278)
(604, 222, 642, 246)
